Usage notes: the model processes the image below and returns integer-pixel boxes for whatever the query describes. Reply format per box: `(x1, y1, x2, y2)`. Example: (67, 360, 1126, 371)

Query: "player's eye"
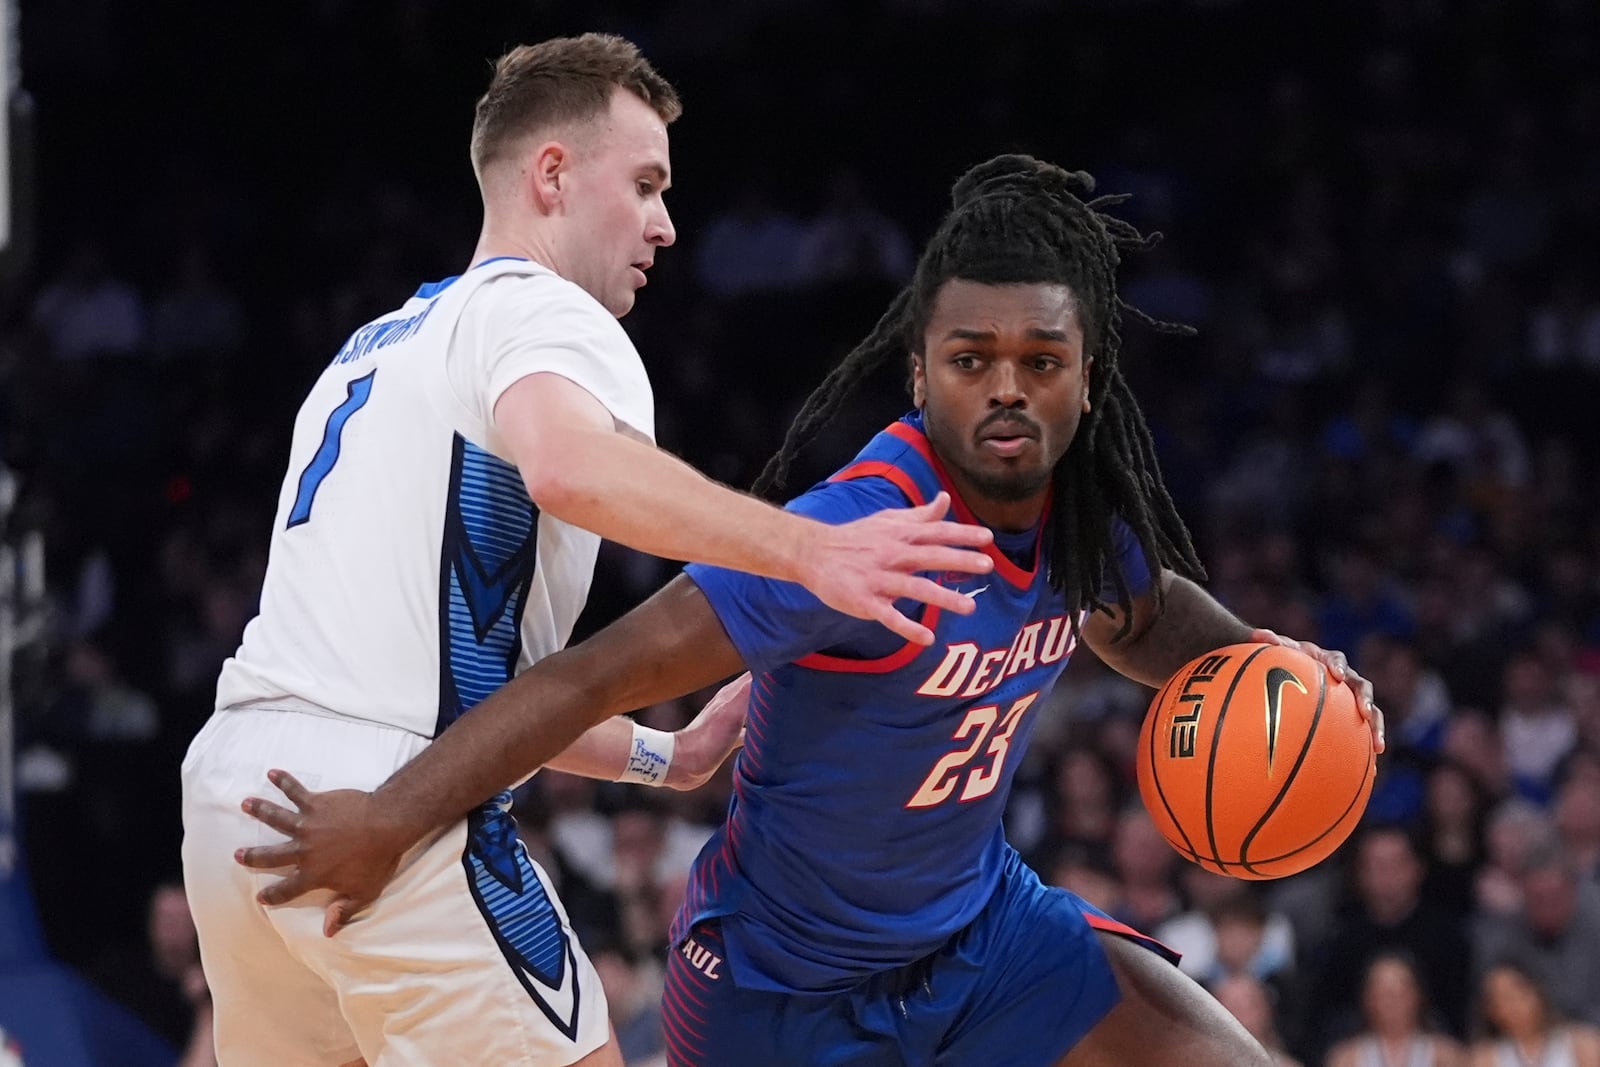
(1030, 354, 1064, 371)
(951, 353, 980, 369)
(636, 180, 655, 196)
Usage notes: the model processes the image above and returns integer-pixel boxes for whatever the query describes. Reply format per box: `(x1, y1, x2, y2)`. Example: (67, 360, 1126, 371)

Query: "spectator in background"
(29, 239, 147, 362)
(1572, 677, 1600, 757)
(148, 242, 245, 361)
(1156, 868, 1295, 992)
(1318, 379, 1419, 477)
(792, 168, 913, 290)
(1364, 634, 1454, 823)
(1371, 637, 1454, 756)
(692, 188, 806, 298)
(84, 881, 217, 1067)
(1325, 952, 1466, 1067)
(1039, 840, 1124, 917)
(1473, 843, 1600, 1028)
(1537, 545, 1600, 643)
(44, 633, 161, 746)
(1414, 383, 1536, 505)
(1475, 797, 1558, 921)
(1553, 754, 1600, 885)
(1443, 710, 1514, 804)
(1527, 266, 1600, 372)
(1316, 544, 1415, 660)
(1308, 825, 1470, 1054)
(539, 769, 614, 895)
(1109, 805, 1184, 933)
(1468, 957, 1600, 1067)
(1420, 760, 1491, 918)
(1208, 388, 1314, 529)
(1044, 744, 1126, 851)
(1498, 648, 1578, 803)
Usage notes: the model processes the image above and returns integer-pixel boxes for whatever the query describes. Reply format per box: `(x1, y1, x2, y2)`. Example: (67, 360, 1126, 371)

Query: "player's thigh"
(181, 714, 360, 1066)
(932, 870, 1127, 1067)
(313, 806, 613, 1066)
(1054, 930, 1272, 1067)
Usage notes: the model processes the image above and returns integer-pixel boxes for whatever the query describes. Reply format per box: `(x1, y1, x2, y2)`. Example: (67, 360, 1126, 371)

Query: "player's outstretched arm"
(498, 373, 994, 645)
(1082, 569, 1384, 752)
(234, 576, 744, 929)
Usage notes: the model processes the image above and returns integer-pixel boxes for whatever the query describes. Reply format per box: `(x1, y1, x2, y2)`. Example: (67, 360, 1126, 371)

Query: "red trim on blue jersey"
(884, 421, 1046, 591)
(795, 606, 942, 673)
(827, 460, 927, 506)
(1082, 911, 1182, 965)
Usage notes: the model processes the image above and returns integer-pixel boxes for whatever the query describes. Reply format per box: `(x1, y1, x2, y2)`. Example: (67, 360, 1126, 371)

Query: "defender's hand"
(798, 492, 994, 646)
(233, 769, 409, 936)
(1251, 628, 1385, 753)
(666, 673, 750, 791)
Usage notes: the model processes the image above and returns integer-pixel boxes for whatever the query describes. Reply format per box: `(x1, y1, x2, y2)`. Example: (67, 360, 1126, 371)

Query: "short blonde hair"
(470, 33, 681, 177)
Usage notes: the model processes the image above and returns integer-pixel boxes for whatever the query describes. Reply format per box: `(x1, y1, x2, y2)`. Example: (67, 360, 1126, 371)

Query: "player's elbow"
(519, 454, 604, 523)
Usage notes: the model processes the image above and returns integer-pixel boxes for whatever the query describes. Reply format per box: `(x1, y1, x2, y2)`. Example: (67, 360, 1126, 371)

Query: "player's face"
(563, 88, 676, 317)
(913, 280, 1091, 530)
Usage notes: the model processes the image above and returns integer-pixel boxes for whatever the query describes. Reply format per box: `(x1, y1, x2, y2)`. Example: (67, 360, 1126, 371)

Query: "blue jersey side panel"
(436, 435, 539, 736)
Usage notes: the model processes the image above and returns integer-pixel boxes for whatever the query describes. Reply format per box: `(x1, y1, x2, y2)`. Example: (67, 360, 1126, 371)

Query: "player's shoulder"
(786, 467, 917, 525)
(468, 262, 628, 336)
(469, 259, 582, 304)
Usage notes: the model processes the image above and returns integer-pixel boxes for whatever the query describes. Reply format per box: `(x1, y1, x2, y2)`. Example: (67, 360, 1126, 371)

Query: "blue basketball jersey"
(677, 411, 1151, 993)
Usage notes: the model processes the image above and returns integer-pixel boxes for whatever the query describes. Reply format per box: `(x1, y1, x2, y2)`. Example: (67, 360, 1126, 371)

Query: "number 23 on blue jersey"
(906, 691, 1039, 808)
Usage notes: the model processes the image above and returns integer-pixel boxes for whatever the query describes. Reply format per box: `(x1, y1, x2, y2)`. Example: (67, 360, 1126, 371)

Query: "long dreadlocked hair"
(753, 154, 1206, 638)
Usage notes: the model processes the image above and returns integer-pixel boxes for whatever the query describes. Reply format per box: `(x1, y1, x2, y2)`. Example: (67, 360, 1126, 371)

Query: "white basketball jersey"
(215, 257, 654, 738)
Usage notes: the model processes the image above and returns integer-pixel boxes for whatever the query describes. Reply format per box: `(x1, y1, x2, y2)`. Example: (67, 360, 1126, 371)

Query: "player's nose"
(648, 205, 676, 247)
(988, 361, 1026, 407)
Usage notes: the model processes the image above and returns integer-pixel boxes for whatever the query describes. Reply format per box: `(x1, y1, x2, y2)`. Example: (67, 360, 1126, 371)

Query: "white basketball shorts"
(181, 707, 610, 1066)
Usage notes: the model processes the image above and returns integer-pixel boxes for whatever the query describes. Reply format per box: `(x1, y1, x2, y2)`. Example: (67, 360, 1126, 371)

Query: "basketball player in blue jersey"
(235, 155, 1384, 1066)
(180, 33, 995, 1067)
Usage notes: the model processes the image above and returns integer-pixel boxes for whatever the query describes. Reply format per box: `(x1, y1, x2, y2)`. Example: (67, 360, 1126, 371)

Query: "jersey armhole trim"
(795, 461, 934, 674)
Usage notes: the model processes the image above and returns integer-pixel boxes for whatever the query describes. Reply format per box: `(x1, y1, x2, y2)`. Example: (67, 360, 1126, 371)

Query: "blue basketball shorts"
(662, 848, 1176, 1067)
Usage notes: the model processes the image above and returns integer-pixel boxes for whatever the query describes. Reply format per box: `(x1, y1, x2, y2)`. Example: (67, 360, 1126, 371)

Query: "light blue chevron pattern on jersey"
(467, 798, 567, 984)
(437, 436, 538, 735)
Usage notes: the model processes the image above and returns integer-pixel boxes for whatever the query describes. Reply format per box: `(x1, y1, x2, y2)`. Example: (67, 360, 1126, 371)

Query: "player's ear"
(911, 354, 927, 409)
(527, 141, 569, 212)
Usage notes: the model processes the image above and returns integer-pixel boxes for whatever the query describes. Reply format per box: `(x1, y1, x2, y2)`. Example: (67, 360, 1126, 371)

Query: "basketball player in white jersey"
(180, 34, 995, 1067)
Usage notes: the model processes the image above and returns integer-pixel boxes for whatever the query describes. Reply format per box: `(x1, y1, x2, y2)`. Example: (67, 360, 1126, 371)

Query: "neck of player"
(939, 467, 1047, 535)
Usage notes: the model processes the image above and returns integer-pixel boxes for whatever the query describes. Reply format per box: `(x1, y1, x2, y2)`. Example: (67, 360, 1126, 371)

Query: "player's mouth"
(630, 261, 652, 287)
(976, 415, 1039, 458)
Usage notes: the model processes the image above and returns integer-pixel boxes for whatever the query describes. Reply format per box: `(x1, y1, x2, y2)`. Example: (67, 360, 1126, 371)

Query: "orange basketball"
(1136, 642, 1375, 880)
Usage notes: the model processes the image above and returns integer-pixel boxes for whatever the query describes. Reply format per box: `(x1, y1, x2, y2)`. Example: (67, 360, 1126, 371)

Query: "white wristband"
(618, 722, 675, 786)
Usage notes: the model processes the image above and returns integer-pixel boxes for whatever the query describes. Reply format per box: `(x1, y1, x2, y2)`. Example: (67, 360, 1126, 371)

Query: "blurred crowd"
(2, 0, 1600, 1064)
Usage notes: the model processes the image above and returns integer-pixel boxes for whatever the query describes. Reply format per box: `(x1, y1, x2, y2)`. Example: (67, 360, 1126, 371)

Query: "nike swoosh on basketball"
(1263, 666, 1308, 775)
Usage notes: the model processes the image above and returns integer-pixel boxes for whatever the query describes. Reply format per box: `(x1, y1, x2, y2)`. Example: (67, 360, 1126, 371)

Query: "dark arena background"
(2, 1, 1599, 1063)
